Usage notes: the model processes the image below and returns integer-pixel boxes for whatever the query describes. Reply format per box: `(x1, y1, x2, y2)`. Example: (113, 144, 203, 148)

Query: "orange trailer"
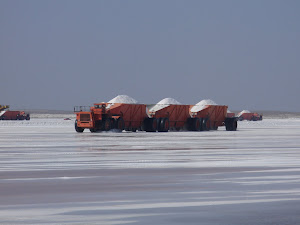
(146, 104, 191, 132)
(188, 105, 230, 131)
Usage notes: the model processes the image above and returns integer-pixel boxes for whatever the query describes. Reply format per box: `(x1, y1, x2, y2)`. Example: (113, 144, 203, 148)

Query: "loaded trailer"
(237, 110, 262, 121)
(0, 105, 30, 120)
(74, 100, 238, 133)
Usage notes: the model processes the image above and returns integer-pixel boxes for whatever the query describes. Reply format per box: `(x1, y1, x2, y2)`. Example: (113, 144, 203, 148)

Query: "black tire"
(75, 120, 84, 133)
(194, 118, 202, 131)
(150, 118, 158, 132)
(185, 118, 194, 131)
(115, 117, 125, 131)
(225, 118, 238, 131)
(90, 128, 98, 133)
(144, 118, 158, 132)
(202, 118, 210, 131)
(103, 119, 113, 131)
(141, 118, 149, 131)
(158, 118, 170, 132)
(26, 114, 30, 120)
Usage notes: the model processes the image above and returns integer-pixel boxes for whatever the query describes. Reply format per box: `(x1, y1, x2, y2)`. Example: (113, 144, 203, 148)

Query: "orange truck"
(74, 103, 147, 132)
(74, 102, 238, 133)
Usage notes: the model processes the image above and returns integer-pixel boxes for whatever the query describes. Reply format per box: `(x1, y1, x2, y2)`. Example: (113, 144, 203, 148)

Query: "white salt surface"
(191, 99, 217, 112)
(108, 95, 138, 104)
(1, 117, 300, 224)
(149, 98, 181, 112)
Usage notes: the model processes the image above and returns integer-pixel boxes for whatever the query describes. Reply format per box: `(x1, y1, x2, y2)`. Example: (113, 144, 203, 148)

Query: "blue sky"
(1, 0, 300, 111)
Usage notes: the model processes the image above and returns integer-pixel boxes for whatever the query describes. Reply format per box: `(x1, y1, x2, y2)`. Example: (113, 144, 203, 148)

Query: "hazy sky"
(1, 0, 300, 111)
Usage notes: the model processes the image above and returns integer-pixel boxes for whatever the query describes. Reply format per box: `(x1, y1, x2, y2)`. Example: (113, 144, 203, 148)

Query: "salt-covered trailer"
(0, 105, 30, 120)
(237, 110, 262, 121)
(74, 95, 238, 133)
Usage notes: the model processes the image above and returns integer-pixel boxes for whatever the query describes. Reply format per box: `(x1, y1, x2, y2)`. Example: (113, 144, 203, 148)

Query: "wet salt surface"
(1, 118, 300, 224)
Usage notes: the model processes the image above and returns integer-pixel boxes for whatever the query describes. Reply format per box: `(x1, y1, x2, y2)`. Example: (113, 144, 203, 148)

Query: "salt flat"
(0, 117, 300, 224)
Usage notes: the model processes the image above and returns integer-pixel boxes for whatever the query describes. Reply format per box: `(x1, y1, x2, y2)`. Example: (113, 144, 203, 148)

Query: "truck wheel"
(75, 120, 84, 133)
(159, 118, 169, 132)
(90, 128, 98, 133)
(103, 119, 113, 131)
(142, 118, 150, 131)
(225, 118, 237, 131)
(193, 118, 202, 131)
(151, 118, 158, 132)
(26, 114, 30, 120)
(202, 118, 210, 131)
(115, 117, 125, 131)
(185, 118, 194, 131)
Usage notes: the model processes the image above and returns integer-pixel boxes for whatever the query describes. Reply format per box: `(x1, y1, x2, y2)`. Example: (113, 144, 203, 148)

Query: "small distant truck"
(0, 106, 30, 120)
(238, 112, 262, 121)
(74, 102, 238, 133)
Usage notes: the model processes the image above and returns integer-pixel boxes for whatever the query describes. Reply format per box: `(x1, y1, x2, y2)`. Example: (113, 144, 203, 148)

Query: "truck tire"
(158, 118, 169, 132)
(150, 118, 158, 132)
(75, 120, 84, 133)
(225, 118, 238, 131)
(103, 119, 113, 131)
(202, 118, 210, 131)
(194, 118, 202, 131)
(90, 128, 98, 133)
(115, 117, 125, 131)
(185, 118, 194, 131)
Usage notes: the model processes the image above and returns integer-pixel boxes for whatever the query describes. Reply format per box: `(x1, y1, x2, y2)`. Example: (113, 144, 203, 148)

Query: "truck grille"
(80, 114, 90, 121)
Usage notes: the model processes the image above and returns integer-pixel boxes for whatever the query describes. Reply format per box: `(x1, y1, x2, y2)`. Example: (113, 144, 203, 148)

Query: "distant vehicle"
(0, 110, 30, 120)
(237, 110, 262, 121)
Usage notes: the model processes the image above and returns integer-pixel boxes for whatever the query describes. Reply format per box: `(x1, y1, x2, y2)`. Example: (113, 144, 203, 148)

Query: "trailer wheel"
(90, 128, 98, 133)
(194, 118, 202, 131)
(159, 118, 169, 132)
(142, 118, 150, 131)
(115, 117, 125, 131)
(225, 118, 237, 131)
(151, 118, 158, 132)
(103, 119, 113, 131)
(75, 120, 84, 133)
(202, 118, 210, 131)
(185, 118, 193, 131)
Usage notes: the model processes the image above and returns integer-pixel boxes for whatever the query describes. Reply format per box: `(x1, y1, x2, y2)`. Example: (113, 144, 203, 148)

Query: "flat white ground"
(0, 117, 300, 224)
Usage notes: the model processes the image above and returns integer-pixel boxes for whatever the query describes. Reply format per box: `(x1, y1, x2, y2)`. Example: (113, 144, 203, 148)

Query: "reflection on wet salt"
(1, 118, 300, 224)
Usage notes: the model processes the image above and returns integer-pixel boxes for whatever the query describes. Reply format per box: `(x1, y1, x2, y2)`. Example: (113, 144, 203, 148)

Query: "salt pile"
(191, 99, 217, 112)
(237, 110, 251, 117)
(149, 98, 181, 112)
(157, 98, 181, 105)
(108, 95, 138, 104)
